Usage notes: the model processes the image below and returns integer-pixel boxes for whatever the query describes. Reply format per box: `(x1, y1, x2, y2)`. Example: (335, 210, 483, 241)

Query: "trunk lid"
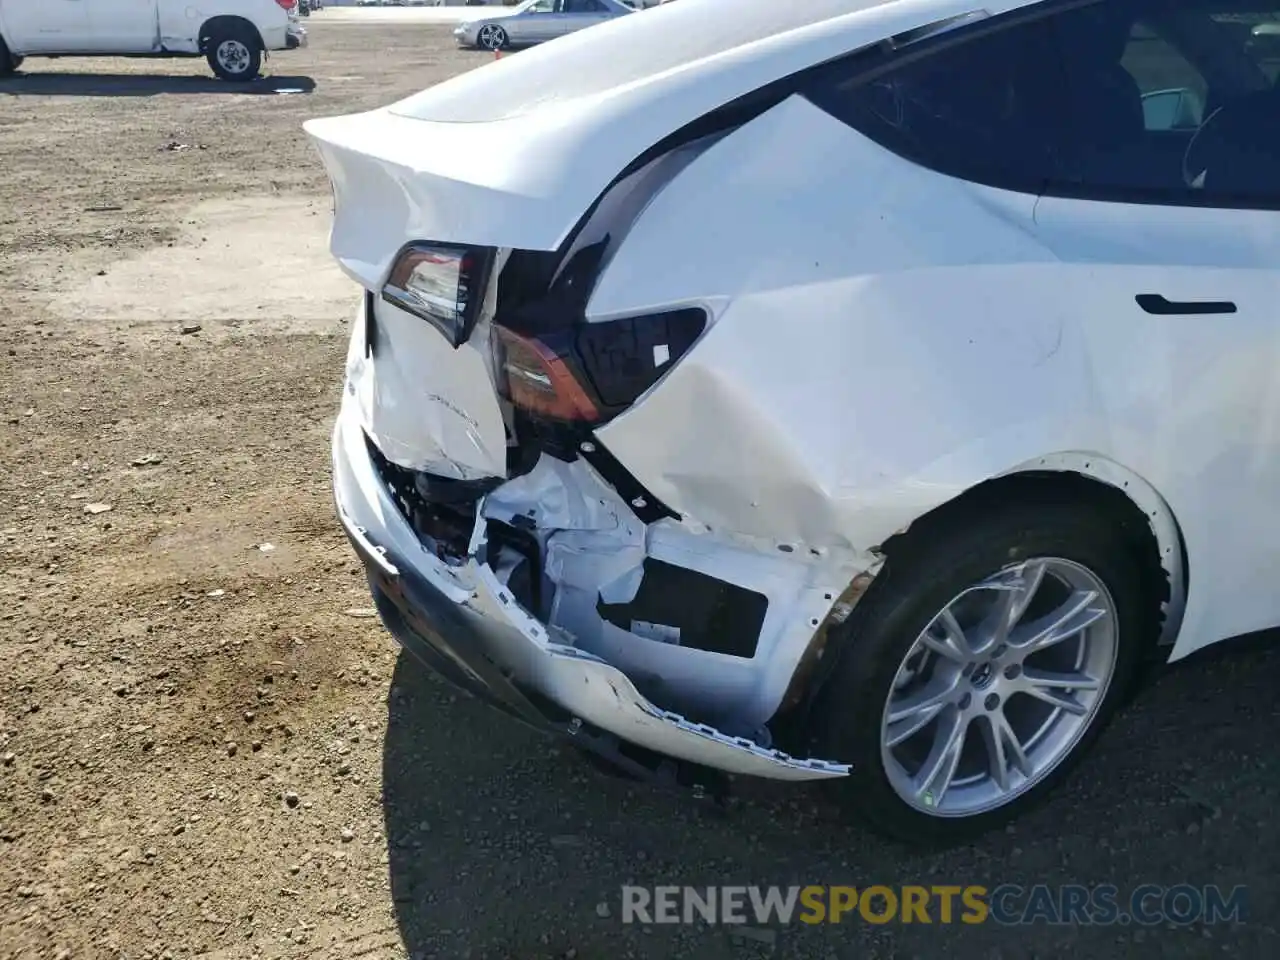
(305, 0, 1012, 286)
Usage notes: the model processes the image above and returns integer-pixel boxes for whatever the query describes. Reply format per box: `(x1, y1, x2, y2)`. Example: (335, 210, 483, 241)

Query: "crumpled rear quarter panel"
(593, 96, 1071, 552)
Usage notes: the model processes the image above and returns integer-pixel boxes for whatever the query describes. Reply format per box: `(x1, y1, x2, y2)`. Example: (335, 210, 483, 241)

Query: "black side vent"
(596, 558, 768, 659)
(575, 307, 707, 409)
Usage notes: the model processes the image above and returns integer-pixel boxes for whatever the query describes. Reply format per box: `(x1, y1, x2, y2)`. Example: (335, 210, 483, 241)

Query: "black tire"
(807, 497, 1157, 847)
(0, 36, 21, 77)
(205, 28, 263, 82)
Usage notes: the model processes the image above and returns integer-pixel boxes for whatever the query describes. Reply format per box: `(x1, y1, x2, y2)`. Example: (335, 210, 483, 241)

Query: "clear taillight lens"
(381, 243, 495, 349)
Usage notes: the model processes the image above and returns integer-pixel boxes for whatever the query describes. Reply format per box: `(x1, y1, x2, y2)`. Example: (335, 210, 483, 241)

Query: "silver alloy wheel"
(879, 557, 1118, 818)
(216, 39, 251, 75)
(477, 24, 506, 50)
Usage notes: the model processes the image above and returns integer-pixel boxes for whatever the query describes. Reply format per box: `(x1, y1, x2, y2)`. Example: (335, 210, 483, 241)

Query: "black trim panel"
(577, 439, 679, 524)
(364, 290, 378, 358)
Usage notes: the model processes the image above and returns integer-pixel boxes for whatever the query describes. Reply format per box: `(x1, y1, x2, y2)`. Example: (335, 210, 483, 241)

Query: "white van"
(0, 0, 307, 82)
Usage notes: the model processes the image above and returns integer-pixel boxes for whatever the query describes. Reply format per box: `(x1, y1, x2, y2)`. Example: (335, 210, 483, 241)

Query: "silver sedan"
(453, 0, 635, 51)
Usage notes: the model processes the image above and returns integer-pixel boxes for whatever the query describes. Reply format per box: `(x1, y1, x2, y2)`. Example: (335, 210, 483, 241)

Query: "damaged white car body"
(310, 0, 1280, 842)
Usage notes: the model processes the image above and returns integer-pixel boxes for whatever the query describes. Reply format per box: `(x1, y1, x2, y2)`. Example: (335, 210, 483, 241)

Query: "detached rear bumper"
(332, 396, 849, 783)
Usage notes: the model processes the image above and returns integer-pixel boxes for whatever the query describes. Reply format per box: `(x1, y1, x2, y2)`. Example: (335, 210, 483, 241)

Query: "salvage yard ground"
(1, 17, 1278, 960)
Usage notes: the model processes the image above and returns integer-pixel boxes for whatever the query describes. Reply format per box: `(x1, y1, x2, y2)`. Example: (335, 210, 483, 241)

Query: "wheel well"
(199, 17, 264, 54)
(773, 467, 1182, 752)
(881, 470, 1174, 651)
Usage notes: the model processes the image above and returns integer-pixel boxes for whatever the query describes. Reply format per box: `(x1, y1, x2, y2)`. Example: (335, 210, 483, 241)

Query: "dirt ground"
(1, 18, 1278, 960)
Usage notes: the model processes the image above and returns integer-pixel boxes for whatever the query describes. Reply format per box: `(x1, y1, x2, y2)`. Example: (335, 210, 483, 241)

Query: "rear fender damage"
(336, 402, 858, 779)
(328, 24, 1196, 783)
(337, 96, 897, 775)
(475, 454, 884, 734)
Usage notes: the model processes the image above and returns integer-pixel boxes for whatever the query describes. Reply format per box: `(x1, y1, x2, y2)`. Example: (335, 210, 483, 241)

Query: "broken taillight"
(492, 307, 707, 424)
(492, 327, 600, 422)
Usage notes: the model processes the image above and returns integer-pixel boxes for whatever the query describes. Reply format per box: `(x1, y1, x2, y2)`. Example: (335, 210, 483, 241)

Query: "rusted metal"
(779, 569, 878, 711)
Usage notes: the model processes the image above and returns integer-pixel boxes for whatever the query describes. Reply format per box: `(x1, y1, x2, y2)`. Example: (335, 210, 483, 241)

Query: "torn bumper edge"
(332, 398, 850, 782)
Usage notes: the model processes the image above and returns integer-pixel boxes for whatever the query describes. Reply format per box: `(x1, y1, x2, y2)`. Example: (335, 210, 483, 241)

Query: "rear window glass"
(802, 16, 1075, 194)
(803, 0, 1280, 207)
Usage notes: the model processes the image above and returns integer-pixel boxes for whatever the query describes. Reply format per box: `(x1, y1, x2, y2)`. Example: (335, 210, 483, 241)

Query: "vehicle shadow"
(0, 72, 317, 97)
(382, 635, 1280, 958)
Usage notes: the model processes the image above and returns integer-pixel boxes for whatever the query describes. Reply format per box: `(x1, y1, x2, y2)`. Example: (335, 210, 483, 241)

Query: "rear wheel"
(808, 499, 1156, 846)
(0, 36, 22, 76)
(206, 28, 262, 82)
(476, 24, 509, 50)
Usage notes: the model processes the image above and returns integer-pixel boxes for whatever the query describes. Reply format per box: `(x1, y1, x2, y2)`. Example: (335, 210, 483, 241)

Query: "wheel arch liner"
(994, 453, 1188, 655)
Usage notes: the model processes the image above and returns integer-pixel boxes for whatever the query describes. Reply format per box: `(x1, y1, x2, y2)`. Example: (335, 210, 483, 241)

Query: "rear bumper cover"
(333, 396, 849, 782)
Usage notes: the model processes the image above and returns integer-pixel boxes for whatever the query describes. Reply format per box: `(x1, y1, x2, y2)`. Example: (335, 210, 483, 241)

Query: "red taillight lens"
(275, 0, 295, 9)
(493, 327, 599, 422)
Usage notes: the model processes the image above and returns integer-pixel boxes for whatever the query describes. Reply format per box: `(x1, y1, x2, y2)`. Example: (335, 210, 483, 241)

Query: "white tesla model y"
(307, 0, 1280, 843)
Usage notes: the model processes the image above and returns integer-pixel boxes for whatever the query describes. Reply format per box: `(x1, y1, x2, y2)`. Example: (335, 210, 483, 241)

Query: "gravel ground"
(1, 17, 1278, 960)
